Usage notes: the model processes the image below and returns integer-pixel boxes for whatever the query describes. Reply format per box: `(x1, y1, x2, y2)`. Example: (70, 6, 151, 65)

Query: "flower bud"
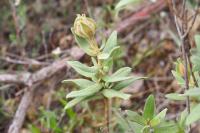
(73, 14, 96, 39)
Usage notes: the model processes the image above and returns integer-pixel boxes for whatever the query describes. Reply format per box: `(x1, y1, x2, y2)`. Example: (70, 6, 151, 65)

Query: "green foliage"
(39, 108, 62, 133)
(117, 95, 172, 133)
(143, 95, 155, 120)
(186, 104, 200, 125)
(66, 83, 102, 98)
(28, 124, 41, 133)
(171, 70, 185, 87)
(62, 79, 95, 89)
(102, 89, 131, 99)
(113, 76, 147, 90)
(191, 34, 200, 72)
(63, 27, 145, 110)
(126, 110, 146, 125)
(165, 93, 186, 101)
(64, 97, 85, 110)
(102, 31, 117, 53)
(67, 61, 97, 78)
(102, 67, 132, 82)
(73, 33, 96, 56)
(165, 34, 200, 132)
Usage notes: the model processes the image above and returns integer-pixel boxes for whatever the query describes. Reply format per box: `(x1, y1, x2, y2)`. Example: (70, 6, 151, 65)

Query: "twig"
(0, 56, 49, 66)
(7, 56, 83, 133)
(8, 86, 35, 133)
(0, 73, 31, 86)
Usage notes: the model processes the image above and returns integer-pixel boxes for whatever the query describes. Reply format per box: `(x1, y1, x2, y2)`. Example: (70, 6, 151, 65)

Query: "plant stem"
(104, 98, 111, 133)
(182, 43, 190, 114)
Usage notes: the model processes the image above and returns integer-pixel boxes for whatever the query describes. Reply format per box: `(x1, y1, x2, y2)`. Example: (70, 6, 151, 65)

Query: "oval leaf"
(67, 61, 97, 78)
(182, 88, 200, 97)
(98, 46, 120, 60)
(102, 89, 131, 100)
(150, 108, 168, 127)
(62, 79, 95, 89)
(186, 104, 200, 125)
(66, 83, 102, 98)
(103, 67, 132, 82)
(143, 95, 155, 120)
(64, 97, 85, 109)
(103, 31, 117, 53)
(125, 110, 146, 125)
(72, 29, 95, 56)
(165, 93, 186, 101)
(113, 76, 147, 91)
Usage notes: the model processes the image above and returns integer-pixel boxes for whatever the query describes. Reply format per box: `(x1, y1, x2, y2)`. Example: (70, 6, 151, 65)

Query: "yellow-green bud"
(73, 14, 96, 39)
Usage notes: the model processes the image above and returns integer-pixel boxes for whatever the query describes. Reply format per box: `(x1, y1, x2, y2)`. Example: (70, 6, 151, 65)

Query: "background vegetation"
(0, 0, 200, 133)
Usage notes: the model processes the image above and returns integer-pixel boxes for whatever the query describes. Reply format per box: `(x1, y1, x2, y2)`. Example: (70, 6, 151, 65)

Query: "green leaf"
(113, 76, 147, 91)
(143, 95, 155, 120)
(103, 31, 117, 53)
(165, 93, 186, 101)
(114, 109, 130, 130)
(102, 58, 113, 71)
(186, 104, 200, 125)
(191, 55, 200, 72)
(103, 67, 132, 82)
(194, 34, 200, 50)
(150, 108, 168, 127)
(129, 121, 144, 133)
(102, 89, 131, 100)
(182, 88, 200, 97)
(98, 46, 120, 60)
(62, 79, 95, 89)
(125, 110, 146, 125)
(72, 30, 95, 56)
(115, 0, 139, 10)
(66, 83, 102, 98)
(28, 124, 41, 133)
(179, 109, 187, 127)
(154, 122, 178, 133)
(64, 97, 85, 109)
(67, 61, 97, 78)
(171, 70, 185, 86)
